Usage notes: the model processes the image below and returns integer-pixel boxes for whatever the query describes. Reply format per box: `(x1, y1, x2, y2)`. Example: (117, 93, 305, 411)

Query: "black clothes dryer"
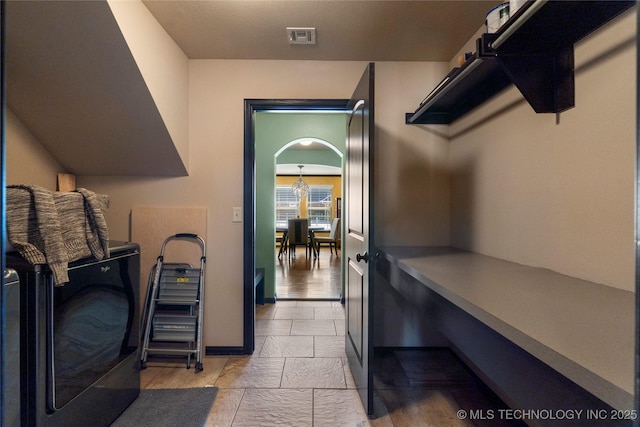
(7, 241, 140, 427)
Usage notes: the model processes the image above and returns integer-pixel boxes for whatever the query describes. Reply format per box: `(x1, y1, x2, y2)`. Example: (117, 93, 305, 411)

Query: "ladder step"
(155, 297, 200, 304)
(152, 315, 197, 342)
(161, 269, 201, 283)
(146, 348, 198, 355)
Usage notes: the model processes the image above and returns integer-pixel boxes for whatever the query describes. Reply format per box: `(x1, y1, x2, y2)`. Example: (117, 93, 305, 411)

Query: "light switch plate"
(232, 207, 242, 223)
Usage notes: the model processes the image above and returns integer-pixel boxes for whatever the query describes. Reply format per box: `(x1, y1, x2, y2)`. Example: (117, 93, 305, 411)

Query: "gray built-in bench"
(377, 246, 634, 425)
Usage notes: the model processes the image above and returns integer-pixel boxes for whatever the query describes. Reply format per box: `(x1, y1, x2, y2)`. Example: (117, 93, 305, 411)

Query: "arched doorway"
(275, 138, 343, 299)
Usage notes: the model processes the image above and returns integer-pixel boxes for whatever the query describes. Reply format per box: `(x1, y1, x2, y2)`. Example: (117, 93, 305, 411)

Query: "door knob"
(356, 252, 369, 263)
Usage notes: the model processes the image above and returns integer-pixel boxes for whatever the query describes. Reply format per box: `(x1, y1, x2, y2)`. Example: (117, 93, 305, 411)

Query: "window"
(275, 186, 299, 227)
(307, 186, 332, 229)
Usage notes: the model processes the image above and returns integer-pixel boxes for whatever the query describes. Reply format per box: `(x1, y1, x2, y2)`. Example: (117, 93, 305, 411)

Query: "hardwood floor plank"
(275, 246, 342, 300)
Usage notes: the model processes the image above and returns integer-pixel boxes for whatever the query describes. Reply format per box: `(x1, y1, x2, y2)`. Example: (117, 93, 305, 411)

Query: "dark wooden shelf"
(406, 0, 636, 125)
(406, 45, 511, 125)
(493, 0, 635, 53)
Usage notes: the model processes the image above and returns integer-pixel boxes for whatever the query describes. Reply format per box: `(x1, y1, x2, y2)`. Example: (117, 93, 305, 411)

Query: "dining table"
(277, 226, 325, 258)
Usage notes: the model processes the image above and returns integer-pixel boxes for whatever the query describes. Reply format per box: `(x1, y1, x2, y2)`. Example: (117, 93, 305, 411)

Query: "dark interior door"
(1, 3, 7, 425)
(344, 63, 374, 415)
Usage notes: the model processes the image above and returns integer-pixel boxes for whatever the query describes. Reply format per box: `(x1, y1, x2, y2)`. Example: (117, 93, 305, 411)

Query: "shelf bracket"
(495, 47, 575, 114)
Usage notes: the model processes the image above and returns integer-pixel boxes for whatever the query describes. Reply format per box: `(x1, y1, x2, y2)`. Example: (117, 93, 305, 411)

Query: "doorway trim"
(243, 99, 349, 354)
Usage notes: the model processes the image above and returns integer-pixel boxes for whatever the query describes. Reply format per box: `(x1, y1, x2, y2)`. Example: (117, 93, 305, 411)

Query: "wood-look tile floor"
(275, 245, 342, 300)
(141, 301, 523, 427)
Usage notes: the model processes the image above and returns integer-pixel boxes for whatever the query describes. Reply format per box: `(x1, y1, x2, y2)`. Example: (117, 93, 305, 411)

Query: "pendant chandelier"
(291, 165, 309, 200)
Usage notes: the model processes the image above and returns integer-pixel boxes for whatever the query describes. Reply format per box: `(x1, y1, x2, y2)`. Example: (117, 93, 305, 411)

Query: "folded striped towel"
(7, 184, 110, 285)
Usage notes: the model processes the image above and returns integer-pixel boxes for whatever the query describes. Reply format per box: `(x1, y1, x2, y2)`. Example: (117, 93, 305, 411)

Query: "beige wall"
(107, 0, 190, 170)
(77, 60, 451, 347)
(374, 62, 452, 246)
(6, 7, 634, 351)
(6, 109, 65, 190)
(448, 10, 636, 291)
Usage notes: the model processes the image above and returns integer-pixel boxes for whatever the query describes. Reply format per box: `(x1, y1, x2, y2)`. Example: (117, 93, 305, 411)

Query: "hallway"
(141, 300, 521, 426)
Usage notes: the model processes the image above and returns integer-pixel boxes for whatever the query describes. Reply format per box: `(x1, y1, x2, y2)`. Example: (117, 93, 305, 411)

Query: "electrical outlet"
(232, 207, 242, 223)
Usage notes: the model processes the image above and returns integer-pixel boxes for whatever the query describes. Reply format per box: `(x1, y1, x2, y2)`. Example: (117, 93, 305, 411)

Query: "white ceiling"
(142, 0, 500, 61)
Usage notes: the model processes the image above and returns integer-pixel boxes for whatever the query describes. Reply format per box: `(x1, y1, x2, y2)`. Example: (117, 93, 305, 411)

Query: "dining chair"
(315, 217, 340, 255)
(276, 229, 288, 259)
(287, 218, 311, 258)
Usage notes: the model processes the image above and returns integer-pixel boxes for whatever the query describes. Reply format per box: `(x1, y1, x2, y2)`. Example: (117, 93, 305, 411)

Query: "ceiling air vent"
(287, 27, 316, 45)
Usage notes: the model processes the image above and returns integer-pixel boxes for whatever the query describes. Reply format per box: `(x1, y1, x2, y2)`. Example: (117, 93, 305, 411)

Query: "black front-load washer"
(7, 241, 141, 427)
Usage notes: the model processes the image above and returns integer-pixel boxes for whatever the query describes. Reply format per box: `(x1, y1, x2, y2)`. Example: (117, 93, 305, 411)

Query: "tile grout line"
(227, 388, 246, 427)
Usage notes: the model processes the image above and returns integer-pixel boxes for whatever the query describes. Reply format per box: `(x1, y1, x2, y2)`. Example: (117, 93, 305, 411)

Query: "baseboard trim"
(205, 346, 248, 356)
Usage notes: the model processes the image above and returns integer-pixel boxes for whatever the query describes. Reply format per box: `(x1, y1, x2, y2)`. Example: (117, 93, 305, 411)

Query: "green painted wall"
(255, 112, 346, 300)
(277, 149, 342, 168)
